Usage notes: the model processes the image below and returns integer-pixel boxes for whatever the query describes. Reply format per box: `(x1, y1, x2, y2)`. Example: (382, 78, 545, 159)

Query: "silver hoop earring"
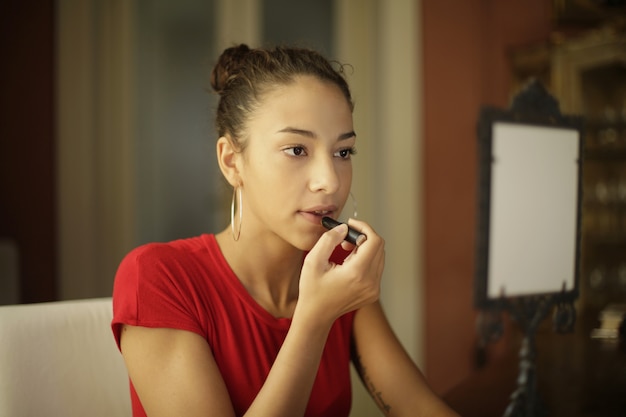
(350, 192, 358, 218)
(231, 187, 242, 241)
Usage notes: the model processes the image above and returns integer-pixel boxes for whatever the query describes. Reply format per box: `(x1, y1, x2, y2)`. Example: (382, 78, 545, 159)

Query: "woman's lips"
(299, 209, 336, 224)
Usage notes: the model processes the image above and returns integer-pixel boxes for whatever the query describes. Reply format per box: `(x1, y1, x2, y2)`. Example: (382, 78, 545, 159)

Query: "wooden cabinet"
(511, 24, 626, 315)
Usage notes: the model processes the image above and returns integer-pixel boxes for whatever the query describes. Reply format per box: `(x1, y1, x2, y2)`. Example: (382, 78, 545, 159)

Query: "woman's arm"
(120, 325, 236, 417)
(120, 314, 335, 417)
(352, 301, 461, 417)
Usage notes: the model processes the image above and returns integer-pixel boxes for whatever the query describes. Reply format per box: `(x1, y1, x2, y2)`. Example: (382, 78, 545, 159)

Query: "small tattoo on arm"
(352, 352, 391, 415)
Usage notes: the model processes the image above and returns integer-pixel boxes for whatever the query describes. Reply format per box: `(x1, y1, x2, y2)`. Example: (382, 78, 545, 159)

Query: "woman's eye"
(284, 146, 307, 157)
(335, 147, 357, 159)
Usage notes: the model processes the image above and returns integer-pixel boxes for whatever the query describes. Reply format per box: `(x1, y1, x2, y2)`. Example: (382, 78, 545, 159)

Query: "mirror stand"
(478, 290, 576, 417)
(475, 79, 584, 417)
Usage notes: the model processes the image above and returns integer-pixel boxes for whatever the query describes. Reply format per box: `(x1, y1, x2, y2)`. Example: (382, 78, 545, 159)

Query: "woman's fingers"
(299, 218, 385, 320)
(305, 223, 348, 269)
(343, 218, 385, 266)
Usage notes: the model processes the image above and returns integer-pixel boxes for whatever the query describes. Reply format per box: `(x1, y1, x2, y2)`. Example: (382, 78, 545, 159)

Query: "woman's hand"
(297, 218, 385, 324)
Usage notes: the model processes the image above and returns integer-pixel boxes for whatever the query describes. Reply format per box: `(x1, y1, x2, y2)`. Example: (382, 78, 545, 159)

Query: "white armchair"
(0, 297, 131, 417)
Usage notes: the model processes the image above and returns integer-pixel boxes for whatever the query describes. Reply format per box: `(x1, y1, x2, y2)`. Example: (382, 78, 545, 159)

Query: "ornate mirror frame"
(475, 79, 584, 309)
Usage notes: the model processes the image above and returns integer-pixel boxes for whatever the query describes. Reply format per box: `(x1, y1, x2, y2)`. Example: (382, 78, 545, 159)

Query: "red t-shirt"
(111, 234, 355, 417)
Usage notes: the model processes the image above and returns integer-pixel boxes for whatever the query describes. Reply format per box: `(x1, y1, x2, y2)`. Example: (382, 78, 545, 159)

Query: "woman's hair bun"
(210, 44, 251, 95)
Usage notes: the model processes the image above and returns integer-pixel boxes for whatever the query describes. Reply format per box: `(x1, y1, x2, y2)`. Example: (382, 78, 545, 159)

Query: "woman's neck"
(215, 228, 304, 318)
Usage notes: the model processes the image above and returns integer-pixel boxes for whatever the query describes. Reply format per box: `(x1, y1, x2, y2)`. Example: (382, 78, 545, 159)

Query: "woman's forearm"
(243, 311, 333, 417)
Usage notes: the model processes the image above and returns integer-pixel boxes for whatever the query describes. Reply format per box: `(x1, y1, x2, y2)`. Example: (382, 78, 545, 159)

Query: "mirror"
(474, 79, 585, 416)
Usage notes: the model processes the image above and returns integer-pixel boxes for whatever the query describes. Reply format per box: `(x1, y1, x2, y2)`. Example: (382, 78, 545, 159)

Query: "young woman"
(112, 44, 459, 417)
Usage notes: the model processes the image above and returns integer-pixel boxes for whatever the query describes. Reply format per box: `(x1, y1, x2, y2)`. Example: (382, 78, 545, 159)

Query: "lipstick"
(321, 216, 367, 246)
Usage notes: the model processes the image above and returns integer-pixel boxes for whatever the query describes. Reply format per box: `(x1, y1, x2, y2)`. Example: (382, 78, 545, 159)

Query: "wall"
(56, 0, 136, 300)
(134, 0, 219, 245)
(421, 0, 554, 395)
(0, 0, 56, 304)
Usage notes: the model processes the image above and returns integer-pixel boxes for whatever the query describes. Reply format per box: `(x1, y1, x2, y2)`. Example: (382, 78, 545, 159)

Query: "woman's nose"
(308, 156, 340, 193)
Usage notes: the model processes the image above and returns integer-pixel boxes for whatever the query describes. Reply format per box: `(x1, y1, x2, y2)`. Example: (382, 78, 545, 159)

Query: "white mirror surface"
(488, 122, 580, 298)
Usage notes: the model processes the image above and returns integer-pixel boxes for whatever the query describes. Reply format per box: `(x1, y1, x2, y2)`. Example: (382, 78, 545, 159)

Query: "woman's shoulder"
(111, 234, 221, 345)
(119, 234, 222, 272)
(115, 234, 224, 290)
(124, 234, 215, 261)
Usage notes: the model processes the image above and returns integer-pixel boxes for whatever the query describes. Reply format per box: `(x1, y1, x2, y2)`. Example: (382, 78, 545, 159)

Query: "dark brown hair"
(210, 44, 354, 150)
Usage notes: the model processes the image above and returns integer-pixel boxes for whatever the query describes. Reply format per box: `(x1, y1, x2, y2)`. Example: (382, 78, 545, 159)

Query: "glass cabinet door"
(579, 61, 626, 312)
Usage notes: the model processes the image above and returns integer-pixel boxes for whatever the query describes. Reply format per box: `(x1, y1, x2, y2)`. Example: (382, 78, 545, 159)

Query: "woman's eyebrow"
(277, 126, 356, 141)
(338, 131, 357, 140)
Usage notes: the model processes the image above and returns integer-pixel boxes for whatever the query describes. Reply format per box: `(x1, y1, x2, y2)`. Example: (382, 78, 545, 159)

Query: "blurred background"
(1, 0, 625, 415)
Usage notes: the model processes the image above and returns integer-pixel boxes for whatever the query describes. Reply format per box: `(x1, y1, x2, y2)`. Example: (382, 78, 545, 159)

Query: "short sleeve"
(111, 243, 206, 350)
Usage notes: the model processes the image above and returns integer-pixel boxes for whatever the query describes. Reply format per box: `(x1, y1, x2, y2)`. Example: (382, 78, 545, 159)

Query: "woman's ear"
(216, 135, 242, 187)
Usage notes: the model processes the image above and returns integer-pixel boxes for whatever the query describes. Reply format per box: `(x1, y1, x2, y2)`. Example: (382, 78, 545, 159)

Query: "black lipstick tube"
(321, 216, 367, 246)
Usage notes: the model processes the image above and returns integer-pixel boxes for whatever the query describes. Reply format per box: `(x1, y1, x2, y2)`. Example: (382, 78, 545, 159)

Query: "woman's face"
(237, 75, 355, 251)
